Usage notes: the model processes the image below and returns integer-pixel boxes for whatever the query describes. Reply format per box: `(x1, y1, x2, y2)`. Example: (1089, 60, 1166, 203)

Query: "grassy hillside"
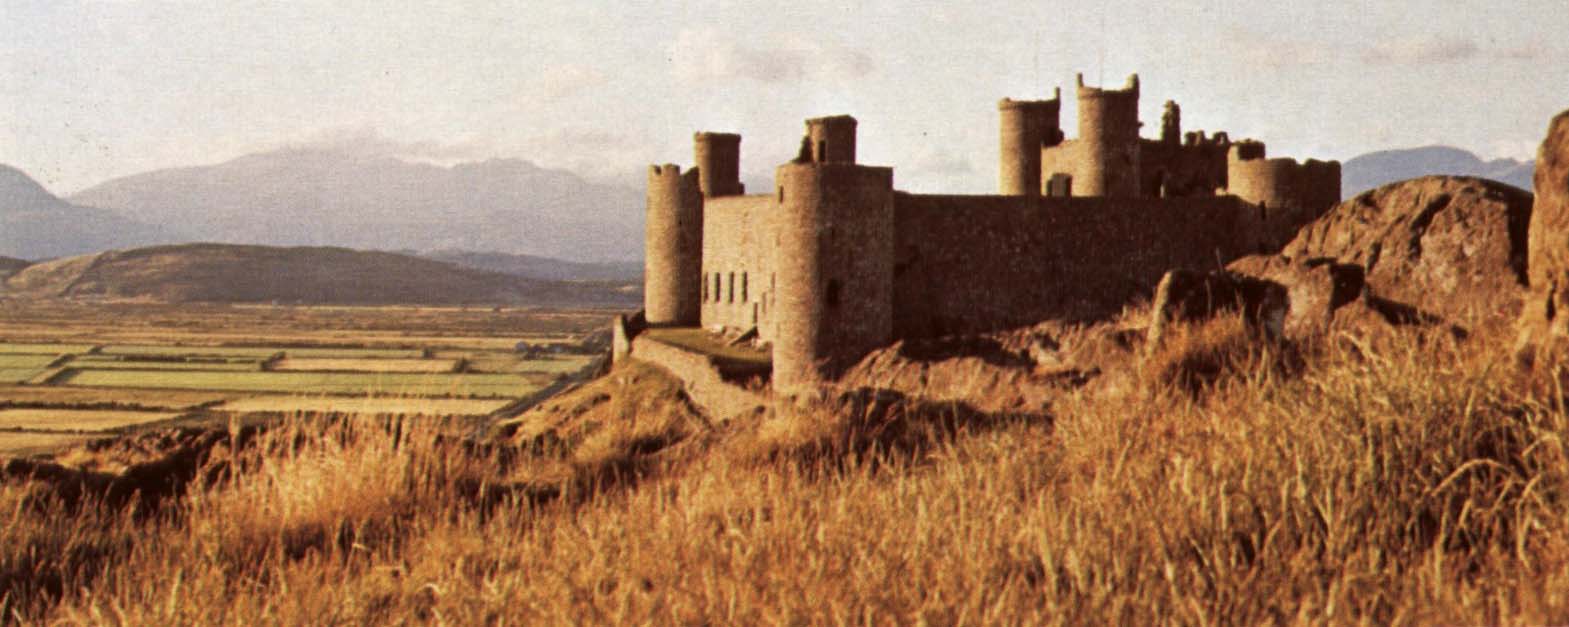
(3, 308, 1568, 622)
(2, 243, 637, 306)
(0, 256, 28, 279)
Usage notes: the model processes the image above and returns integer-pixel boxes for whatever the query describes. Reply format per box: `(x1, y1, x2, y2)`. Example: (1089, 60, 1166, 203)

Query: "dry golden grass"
(3, 315, 1569, 623)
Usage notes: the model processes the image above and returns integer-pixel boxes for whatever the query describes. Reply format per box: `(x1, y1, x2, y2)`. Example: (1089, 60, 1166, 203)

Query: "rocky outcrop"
(1146, 269, 1287, 347)
(1282, 175, 1532, 323)
(1225, 256, 1367, 336)
(1517, 111, 1569, 359)
(1148, 255, 1461, 349)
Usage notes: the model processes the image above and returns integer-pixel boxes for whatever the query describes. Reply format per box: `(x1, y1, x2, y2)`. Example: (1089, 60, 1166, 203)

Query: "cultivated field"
(0, 302, 612, 455)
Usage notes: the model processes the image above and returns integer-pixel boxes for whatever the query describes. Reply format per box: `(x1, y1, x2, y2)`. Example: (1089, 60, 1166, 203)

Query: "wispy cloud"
(1492, 41, 1552, 61)
(1213, 28, 1335, 70)
(1361, 35, 1478, 65)
(668, 27, 875, 85)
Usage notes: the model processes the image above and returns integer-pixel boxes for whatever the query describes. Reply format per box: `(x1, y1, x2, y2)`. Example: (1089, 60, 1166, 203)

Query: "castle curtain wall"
(699, 194, 777, 340)
(891, 194, 1252, 337)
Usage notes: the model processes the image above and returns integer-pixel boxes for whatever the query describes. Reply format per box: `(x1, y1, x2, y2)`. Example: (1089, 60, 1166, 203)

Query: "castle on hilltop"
(639, 73, 1342, 392)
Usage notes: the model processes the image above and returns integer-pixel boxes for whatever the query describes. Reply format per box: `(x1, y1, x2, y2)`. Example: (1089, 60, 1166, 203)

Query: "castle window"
(728, 272, 736, 303)
(742, 272, 749, 302)
(702, 273, 709, 302)
(826, 279, 842, 308)
(714, 274, 722, 302)
(817, 140, 827, 162)
(778, 187, 784, 202)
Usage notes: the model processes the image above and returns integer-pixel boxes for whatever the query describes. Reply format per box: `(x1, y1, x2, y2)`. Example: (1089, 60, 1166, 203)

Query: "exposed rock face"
(1148, 254, 1463, 348)
(1518, 111, 1569, 357)
(1283, 175, 1532, 323)
(1146, 269, 1288, 348)
(1226, 256, 1366, 336)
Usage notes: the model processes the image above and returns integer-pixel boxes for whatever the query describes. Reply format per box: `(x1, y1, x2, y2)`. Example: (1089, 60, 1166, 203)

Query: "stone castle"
(640, 73, 1342, 392)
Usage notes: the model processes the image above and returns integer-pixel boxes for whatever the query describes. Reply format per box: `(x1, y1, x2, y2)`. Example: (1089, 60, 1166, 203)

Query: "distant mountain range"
(1340, 146, 1534, 198)
(1, 243, 638, 306)
(0, 165, 183, 260)
(68, 147, 643, 263)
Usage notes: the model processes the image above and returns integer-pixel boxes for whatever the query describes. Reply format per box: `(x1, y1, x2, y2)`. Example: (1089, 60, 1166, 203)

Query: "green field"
(0, 368, 45, 384)
(66, 356, 263, 371)
(282, 347, 427, 359)
(100, 345, 283, 358)
(0, 302, 611, 453)
(436, 351, 596, 374)
(273, 357, 455, 373)
(0, 343, 98, 355)
(58, 369, 543, 398)
(0, 354, 62, 369)
(100, 345, 428, 359)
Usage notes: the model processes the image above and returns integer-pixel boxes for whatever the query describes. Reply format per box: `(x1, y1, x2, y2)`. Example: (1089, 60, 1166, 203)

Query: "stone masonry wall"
(891, 193, 1252, 337)
(700, 194, 776, 340)
(629, 335, 767, 420)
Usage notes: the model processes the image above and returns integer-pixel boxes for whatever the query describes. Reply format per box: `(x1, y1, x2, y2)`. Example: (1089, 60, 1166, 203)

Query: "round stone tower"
(1161, 100, 1181, 144)
(998, 89, 1063, 196)
(1076, 73, 1142, 197)
(644, 164, 703, 325)
(805, 115, 858, 163)
(1226, 142, 1343, 251)
(772, 152, 895, 393)
(694, 132, 744, 197)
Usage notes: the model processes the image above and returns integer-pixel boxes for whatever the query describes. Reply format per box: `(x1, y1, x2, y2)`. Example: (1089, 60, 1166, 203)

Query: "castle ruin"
(640, 73, 1342, 393)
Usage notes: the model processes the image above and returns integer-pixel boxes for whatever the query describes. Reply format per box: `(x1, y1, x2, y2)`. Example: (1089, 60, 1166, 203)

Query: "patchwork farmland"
(0, 301, 612, 455)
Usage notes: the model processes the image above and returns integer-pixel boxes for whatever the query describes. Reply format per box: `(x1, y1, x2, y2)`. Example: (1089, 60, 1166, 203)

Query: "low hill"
(1341, 145, 1533, 198)
(2, 243, 638, 306)
(69, 147, 643, 263)
(420, 249, 642, 282)
(0, 164, 182, 260)
(0, 256, 29, 279)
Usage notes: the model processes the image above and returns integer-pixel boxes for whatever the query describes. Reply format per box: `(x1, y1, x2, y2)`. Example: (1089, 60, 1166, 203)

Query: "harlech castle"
(639, 73, 1342, 392)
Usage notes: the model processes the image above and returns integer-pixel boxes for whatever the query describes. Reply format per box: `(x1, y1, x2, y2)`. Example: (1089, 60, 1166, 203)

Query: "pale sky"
(2, 0, 1565, 196)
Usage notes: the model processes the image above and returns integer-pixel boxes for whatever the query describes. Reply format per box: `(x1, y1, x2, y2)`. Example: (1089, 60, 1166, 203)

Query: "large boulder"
(1226, 255, 1366, 336)
(1283, 175, 1533, 323)
(1518, 111, 1569, 358)
(1146, 269, 1288, 348)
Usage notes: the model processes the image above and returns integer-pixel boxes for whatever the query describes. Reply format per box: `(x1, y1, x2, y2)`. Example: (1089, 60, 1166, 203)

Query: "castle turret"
(772, 116, 895, 392)
(1226, 141, 1342, 251)
(805, 115, 858, 163)
(1076, 73, 1142, 197)
(694, 132, 743, 197)
(644, 164, 704, 325)
(997, 89, 1063, 196)
(1161, 100, 1181, 145)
